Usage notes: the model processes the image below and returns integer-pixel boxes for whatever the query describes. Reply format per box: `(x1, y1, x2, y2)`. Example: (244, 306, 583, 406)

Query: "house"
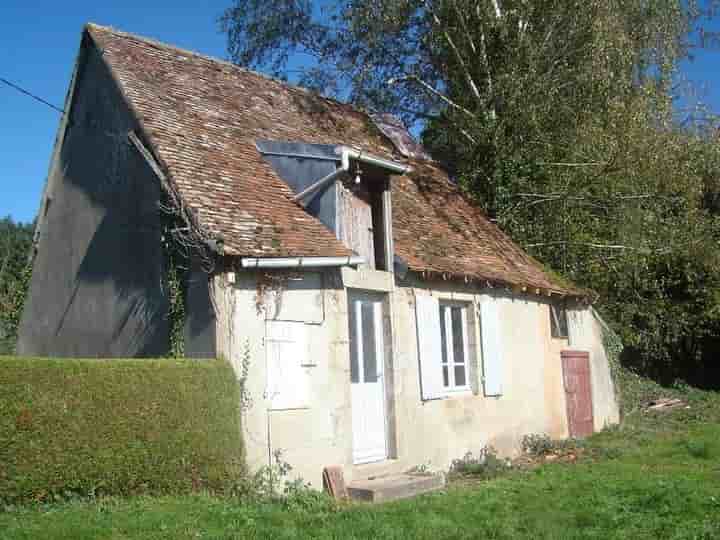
(18, 24, 619, 489)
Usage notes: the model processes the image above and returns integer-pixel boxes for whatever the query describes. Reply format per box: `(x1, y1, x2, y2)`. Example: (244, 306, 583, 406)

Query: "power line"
(0, 77, 65, 115)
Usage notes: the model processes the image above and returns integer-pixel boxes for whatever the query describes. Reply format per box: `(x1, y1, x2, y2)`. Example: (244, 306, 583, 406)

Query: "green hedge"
(0, 357, 244, 505)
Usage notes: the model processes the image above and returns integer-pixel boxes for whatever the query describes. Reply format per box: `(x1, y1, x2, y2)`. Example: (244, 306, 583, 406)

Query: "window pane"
(349, 300, 359, 383)
(454, 365, 466, 387)
(439, 306, 448, 365)
(550, 304, 569, 338)
(442, 366, 449, 387)
(559, 305, 568, 337)
(361, 301, 377, 383)
(451, 307, 465, 366)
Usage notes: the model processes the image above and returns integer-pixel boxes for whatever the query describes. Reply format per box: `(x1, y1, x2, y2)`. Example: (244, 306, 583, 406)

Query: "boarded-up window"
(338, 184, 375, 269)
(480, 296, 503, 397)
(265, 321, 309, 410)
(337, 176, 391, 271)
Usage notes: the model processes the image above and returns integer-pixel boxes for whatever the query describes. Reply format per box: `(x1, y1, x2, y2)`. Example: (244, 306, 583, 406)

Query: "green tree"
(0, 217, 34, 354)
(221, 0, 720, 384)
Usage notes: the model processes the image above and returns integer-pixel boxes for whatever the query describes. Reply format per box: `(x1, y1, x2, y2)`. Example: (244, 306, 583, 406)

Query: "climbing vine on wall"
(161, 223, 189, 358)
(166, 255, 186, 358)
(238, 338, 253, 412)
(254, 272, 291, 317)
(601, 322, 624, 406)
(599, 311, 678, 417)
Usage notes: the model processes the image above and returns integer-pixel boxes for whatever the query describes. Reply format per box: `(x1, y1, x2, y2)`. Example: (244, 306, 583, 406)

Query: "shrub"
(449, 447, 510, 480)
(521, 434, 555, 456)
(521, 433, 585, 457)
(233, 449, 336, 513)
(0, 357, 244, 505)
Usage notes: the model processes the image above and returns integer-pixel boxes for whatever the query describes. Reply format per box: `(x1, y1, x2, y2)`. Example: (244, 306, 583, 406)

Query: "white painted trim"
(338, 146, 410, 175)
(241, 256, 365, 268)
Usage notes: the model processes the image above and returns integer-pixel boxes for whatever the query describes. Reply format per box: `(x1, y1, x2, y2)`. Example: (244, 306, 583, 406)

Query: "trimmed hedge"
(0, 357, 244, 505)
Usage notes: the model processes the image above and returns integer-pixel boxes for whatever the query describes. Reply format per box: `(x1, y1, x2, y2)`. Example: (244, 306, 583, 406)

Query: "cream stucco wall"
(214, 268, 619, 488)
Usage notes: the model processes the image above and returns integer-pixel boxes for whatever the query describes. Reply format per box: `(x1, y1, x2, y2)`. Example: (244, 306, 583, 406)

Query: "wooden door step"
(347, 473, 445, 503)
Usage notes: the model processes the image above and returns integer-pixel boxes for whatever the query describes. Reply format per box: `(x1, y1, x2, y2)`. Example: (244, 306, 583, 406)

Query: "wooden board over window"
(338, 183, 375, 269)
(336, 174, 392, 271)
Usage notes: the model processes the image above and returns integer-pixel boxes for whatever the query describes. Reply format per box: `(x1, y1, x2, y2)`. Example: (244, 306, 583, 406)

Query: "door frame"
(561, 350, 594, 438)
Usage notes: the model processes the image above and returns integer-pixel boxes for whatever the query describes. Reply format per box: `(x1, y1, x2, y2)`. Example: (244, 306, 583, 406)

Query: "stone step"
(347, 473, 445, 503)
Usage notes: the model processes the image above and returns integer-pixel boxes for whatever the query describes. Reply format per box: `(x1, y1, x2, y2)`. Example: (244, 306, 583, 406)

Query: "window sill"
(440, 388, 473, 399)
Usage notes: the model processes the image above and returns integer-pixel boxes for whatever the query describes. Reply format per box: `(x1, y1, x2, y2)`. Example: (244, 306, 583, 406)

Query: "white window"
(438, 303, 470, 392)
(415, 295, 473, 399)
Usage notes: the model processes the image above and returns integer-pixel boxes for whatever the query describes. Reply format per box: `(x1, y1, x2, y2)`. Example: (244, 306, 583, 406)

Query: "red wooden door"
(561, 351, 594, 438)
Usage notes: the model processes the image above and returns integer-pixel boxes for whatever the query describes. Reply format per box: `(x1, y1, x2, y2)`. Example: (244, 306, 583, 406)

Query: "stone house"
(19, 24, 619, 489)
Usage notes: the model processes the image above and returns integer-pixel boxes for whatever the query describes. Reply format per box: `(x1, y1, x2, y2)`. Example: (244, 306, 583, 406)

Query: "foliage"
(161, 224, 189, 358)
(600, 312, 712, 416)
(520, 433, 582, 457)
(449, 446, 510, 479)
(3, 391, 720, 538)
(0, 357, 244, 505)
(165, 259, 186, 358)
(221, 0, 720, 385)
(0, 217, 33, 354)
(231, 448, 337, 515)
(237, 339, 253, 412)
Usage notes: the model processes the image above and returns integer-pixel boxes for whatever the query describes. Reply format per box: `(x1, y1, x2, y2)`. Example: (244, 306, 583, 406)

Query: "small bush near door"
(0, 357, 244, 505)
(449, 446, 510, 480)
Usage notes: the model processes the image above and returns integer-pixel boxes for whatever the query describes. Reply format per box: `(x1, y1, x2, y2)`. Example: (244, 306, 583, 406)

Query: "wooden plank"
(338, 184, 375, 269)
(323, 466, 348, 500)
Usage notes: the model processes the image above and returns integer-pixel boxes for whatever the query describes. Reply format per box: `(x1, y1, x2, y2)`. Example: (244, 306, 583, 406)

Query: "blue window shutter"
(415, 294, 443, 400)
(480, 297, 503, 396)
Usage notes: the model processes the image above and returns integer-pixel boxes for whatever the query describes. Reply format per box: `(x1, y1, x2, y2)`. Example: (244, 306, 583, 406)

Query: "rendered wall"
(214, 269, 353, 483)
(216, 268, 619, 488)
(17, 37, 170, 357)
(567, 307, 621, 431)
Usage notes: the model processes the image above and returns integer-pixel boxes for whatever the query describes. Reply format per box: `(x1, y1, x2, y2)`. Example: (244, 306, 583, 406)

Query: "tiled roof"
(86, 23, 576, 295)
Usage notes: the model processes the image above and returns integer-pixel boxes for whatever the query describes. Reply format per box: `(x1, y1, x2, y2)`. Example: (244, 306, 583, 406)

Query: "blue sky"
(2, 2, 719, 224)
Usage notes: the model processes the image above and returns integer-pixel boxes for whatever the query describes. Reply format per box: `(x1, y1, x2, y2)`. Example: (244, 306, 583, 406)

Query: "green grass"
(2, 389, 719, 540)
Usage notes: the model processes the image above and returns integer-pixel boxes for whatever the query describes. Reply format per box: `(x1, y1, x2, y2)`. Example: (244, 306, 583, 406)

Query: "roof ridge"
(85, 23, 430, 167)
(84, 22, 361, 114)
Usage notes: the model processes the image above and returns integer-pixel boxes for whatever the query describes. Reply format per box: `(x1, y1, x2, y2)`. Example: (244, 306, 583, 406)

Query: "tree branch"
(387, 75, 477, 120)
(425, 0, 483, 105)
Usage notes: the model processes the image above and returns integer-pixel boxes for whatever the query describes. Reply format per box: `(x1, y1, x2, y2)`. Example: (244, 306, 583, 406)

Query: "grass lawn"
(2, 391, 720, 540)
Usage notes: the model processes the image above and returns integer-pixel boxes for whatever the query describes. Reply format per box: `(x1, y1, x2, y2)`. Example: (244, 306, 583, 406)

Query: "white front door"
(349, 293, 388, 464)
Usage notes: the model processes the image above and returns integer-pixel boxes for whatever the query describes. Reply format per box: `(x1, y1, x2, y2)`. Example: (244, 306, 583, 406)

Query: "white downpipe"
(241, 256, 365, 268)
